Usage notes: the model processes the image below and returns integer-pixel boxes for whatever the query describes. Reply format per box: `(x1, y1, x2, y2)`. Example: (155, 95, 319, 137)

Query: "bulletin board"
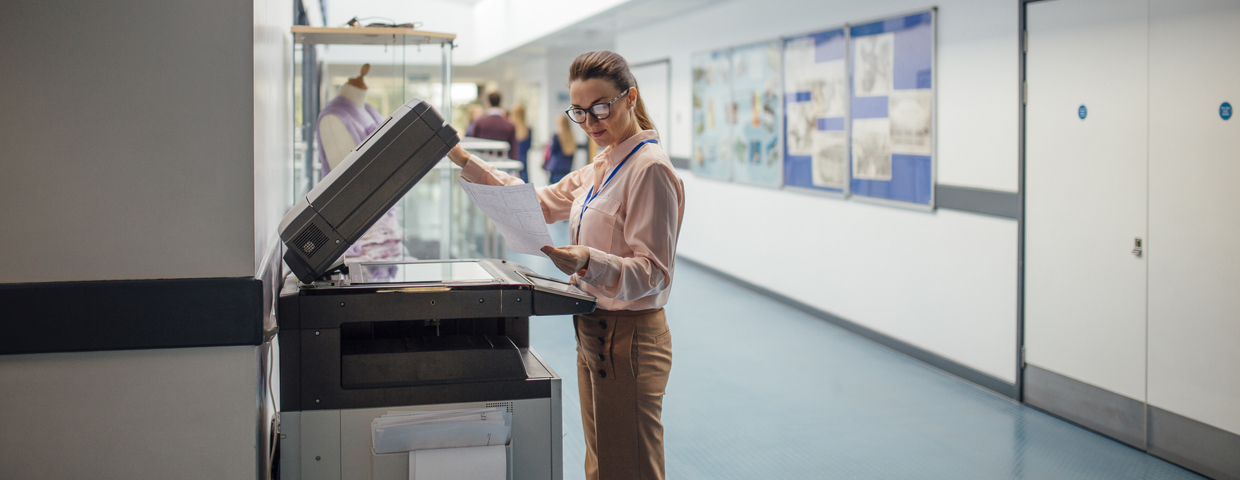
(849, 10, 936, 207)
(783, 27, 850, 194)
(729, 40, 784, 187)
(691, 50, 735, 180)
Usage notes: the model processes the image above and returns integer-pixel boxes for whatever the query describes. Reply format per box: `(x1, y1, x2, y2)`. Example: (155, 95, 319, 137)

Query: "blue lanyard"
(576, 139, 658, 243)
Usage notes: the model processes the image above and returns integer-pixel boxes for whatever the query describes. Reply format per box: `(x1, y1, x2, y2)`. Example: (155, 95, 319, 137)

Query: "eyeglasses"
(565, 91, 628, 124)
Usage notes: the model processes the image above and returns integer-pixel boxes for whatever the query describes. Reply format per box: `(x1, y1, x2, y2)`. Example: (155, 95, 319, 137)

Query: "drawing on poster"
(889, 89, 932, 155)
(784, 38, 846, 158)
(691, 50, 734, 179)
(852, 118, 892, 180)
(729, 40, 783, 186)
(853, 32, 894, 97)
(783, 53, 843, 156)
(810, 130, 847, 187)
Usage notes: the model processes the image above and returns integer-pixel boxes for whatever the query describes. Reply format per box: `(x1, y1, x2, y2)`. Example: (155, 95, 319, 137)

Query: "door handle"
(1132, 237, 1143, 257)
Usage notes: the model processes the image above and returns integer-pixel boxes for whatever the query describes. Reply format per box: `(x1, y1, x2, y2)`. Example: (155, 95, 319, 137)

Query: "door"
(631, 59, 671, 152)
(1024, 0, 1149, 445)
(1147, 0, 1240, 447)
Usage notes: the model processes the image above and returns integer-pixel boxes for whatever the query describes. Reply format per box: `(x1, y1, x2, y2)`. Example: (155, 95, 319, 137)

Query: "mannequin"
(316, 65, 404, 268)
(318, 64, 384, 172)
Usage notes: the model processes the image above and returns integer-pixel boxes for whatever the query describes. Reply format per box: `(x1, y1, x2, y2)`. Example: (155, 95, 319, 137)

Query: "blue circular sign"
(1222, 102, 1232, 120)
(1079, 105, 1087, 120)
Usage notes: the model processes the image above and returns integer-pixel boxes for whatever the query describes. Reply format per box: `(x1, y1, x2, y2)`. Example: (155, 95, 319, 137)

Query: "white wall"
(254, 0, 295, 272)
(470, 0, 630, 63)
(679, 175, 1018, 382)
(0, 347, 262, 478)
(318, 0, 633, 66)
(617, 0, 1020, 382)
(323, 0, 473, 66)
(0, 0, 288, 283)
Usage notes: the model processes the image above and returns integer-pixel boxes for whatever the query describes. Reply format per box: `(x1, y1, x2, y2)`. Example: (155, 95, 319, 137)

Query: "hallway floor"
(514, 222, 1202, 480)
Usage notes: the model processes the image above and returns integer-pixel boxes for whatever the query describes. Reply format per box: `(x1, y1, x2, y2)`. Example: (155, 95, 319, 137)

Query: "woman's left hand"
(541, 245, 590, 275)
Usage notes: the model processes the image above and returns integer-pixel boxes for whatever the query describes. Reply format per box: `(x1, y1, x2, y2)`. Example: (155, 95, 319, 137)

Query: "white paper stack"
(371, 407, 511, 454)
(409, 445, 506, 480)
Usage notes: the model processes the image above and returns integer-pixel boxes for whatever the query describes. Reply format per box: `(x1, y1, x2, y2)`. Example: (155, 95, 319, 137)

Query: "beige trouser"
(575, 308, 673, 480)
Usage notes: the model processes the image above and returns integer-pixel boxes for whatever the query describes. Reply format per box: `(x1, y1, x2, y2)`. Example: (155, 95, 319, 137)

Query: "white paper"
(373, 407, 511, 454)
(852, 118, 893, 180)
(411, 445, 506, 480)
(889, 89, 932, 155)
(854, 33, 894, 97)
(457, 180, 554, 257)
(810, 130, 848, 188)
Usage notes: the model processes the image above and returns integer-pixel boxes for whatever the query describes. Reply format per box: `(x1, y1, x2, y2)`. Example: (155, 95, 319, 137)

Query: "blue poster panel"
(849, 11, 935, 207)
(691, 50, 734, 180)
(783, 27, 849, 194)
(730, 40, 784, 187)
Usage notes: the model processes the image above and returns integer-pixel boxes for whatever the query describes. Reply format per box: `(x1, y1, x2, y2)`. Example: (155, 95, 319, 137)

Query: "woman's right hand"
(447, 144, 470, 167)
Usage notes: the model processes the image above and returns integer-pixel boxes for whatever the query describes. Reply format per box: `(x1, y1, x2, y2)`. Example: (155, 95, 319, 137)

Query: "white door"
(1025, 0, 1149, 402)
(631, 60, 671, 152)
(1147, 0, 1240, 436)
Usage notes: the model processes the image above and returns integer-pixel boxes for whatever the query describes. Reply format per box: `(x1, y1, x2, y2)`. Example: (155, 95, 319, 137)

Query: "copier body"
(277, 259, 596, 480)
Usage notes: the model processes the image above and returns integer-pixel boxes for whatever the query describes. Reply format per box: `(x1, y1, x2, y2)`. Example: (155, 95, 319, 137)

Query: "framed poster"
(783, 27, 849, 194)
(849, 10, 935, 207)
(691, 50, 734, 180)
(729, 40, 784, 187)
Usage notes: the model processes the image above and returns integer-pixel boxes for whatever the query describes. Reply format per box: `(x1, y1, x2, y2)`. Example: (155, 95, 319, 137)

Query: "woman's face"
(569, 78, 637, 149)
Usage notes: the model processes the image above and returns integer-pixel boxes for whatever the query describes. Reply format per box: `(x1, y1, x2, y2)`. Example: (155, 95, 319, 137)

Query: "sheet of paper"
(411, 445, 506, 480)
(889, 89, 932, 155)
(852, 118, 893, 180)
(373, 407, 512, 454)
(458, 180, 554, 257)
(854, 32, 894, 97)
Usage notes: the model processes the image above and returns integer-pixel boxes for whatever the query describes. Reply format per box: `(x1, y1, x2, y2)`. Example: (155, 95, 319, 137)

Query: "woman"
(545, 114, 577, 183)
(463, 103, 484, 137)
(447, 50, 684, 480)
(511, 103, 531, 182)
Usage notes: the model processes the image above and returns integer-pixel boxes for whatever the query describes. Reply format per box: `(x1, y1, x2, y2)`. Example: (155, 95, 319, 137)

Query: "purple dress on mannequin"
(316, 95, 384, 175)
(316, 95, 404, 271)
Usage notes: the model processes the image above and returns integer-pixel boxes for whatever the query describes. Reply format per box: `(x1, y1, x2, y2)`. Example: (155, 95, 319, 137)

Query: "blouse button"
(598, 370, 607, 378)
(599, 320, 607, 329)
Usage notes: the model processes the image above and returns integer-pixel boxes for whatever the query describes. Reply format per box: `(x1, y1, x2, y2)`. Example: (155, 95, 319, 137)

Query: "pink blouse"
(460, 130, 685, 311)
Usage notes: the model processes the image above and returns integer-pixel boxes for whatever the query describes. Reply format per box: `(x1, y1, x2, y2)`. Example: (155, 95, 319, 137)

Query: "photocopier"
(275, 98, 595, 480)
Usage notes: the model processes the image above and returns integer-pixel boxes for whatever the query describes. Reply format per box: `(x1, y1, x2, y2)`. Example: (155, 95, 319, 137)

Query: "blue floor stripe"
(514, 221, 1200, 480)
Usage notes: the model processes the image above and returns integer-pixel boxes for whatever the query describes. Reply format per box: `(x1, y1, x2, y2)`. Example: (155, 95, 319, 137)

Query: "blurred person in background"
(470, 92, 519, 165)
(464, 103, 484, 137)
(545, 114, 577, 184)
(511, 103, 531, 182)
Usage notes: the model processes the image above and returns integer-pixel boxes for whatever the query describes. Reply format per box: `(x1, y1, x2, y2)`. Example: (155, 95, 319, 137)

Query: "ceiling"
(320, 0, 725, 68)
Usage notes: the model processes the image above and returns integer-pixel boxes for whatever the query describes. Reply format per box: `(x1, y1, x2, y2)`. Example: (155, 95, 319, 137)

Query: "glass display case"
(293, 26, 516, 261)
